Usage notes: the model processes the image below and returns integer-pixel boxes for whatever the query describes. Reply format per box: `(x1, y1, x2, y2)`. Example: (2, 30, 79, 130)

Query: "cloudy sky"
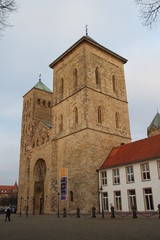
(0, 0, 160, 185)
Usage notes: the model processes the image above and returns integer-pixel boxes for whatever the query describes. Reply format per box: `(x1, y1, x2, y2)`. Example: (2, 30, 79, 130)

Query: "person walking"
(5, 207, 11, 222)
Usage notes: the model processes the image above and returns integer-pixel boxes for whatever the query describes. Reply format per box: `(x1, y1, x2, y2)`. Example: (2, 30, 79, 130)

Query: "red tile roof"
(100, 134, 160, 169)
(0, 182, 18, 194)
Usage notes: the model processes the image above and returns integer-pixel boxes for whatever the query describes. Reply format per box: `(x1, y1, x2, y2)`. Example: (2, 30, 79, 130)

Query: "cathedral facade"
(18, 35, 131, 214)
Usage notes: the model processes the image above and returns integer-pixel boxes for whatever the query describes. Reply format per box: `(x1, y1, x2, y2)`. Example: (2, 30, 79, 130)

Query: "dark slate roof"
(147, 112, 160, 132)
(41, 120, 52, 129)
(100, 134, 160, 169)
(34, 80, 52, 93)
(49, 35, 127, 68)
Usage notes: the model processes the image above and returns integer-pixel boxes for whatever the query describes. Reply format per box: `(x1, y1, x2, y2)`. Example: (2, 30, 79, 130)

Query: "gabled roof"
(147, 112, 160, 132)
(34, 80, 52, 93)
(49, 35, 127, 68)
(0, 182, 18, 194)
(100, 134, 160, 169)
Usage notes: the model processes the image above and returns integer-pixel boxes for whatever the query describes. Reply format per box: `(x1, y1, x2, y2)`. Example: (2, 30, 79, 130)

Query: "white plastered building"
(98, 134, 160, 212)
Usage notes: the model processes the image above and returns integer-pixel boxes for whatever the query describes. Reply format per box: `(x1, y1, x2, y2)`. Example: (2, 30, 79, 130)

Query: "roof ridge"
(100, 134, 160, 169)
(49, 35, 127, 68)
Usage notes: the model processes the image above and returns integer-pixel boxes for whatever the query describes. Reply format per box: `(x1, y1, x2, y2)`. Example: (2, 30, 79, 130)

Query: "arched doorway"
(33, 159, 46, 215)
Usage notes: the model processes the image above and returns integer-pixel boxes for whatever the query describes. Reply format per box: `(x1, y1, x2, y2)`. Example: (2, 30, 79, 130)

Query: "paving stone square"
(0, 214, 160, 240)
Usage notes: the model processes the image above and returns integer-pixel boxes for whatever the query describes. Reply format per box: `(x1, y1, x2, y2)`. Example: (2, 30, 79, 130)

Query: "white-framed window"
(1, 189, 3, 193)
(144, 188, 154, 211)
(157, 161, 160, 179)
(128, 189, 137, 210)
(141, 163, 150, 181)
(103, 192, 109, 211)
(113, 168, 120, 184)
(126, 166, 134, 183)
(101, 171, 107, 186)
(114, 191, 122, 210)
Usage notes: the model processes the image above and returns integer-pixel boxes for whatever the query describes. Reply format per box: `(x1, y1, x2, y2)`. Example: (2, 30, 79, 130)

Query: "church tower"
(49, 35, 131, 212)
(18, 76, 52, 214)
(147, 112, 160, 137)
(18, 35, 131, 215)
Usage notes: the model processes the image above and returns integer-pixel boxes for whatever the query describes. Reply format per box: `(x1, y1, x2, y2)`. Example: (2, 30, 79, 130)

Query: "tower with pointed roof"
(18, 34, 131, 214)
(147, 112, 160, 137)
(18, 76, 52, 214)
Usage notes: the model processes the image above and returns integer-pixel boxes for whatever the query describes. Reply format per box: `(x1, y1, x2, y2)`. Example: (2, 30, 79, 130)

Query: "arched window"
(61, 78, 64, 94)
(48, 101, 51, 107)
(60, 114, 63, 131)
(43, 100, 46, 106)
(112, 75, 116, 92)
(74, 107, 78, 124)
(98, 106, 102, 124)
(73, 68, 78, 88)
(37, 99, 41, 105)
(70, 191, 73, 202)
(95, 67, 100, 84)
(115, 112, 119, 128)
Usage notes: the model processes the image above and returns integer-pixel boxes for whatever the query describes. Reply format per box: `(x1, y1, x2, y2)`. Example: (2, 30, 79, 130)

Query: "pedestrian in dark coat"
(5, 207, 11, 222)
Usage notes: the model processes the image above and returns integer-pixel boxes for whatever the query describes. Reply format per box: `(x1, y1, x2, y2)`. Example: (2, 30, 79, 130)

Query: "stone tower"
(18, 35, 131, 214)
(18, 78, 52, 214)
(147, 112, 160, 137)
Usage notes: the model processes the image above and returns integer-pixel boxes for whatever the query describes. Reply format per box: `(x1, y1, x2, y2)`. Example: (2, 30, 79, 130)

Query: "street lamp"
(57, 192, 60, 218)
(99, 186, 104, 219)
(19, 196, 22, 217)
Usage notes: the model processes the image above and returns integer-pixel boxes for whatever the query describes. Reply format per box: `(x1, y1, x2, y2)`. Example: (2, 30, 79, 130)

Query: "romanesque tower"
(18, 35, 131, 215)
(49, 35, 131, 212)
(147, 112, 160, 137)
(18, 77, 52, 214)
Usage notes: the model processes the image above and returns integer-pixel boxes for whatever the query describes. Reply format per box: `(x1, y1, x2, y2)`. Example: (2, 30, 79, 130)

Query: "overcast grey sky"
(0, 0, 160, 185)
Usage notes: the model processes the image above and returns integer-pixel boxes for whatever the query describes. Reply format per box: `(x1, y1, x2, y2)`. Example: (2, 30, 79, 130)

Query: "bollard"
(158, 204, 160, 219)
(92, 207, 96, 218)
(111, 206, 115, 218)
(132, 205, 137, 219)
(76, 208, 80, 218)
(63, 208, 67, 217)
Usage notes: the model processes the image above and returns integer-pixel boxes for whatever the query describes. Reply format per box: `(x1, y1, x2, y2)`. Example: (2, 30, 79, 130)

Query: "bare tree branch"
(0, 0, 17, 31)
(135, 0, 160, 28)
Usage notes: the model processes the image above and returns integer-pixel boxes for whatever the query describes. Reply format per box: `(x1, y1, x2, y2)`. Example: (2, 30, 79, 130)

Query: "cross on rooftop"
(39, 73, 41, 82)
(85, 25, 88, 36)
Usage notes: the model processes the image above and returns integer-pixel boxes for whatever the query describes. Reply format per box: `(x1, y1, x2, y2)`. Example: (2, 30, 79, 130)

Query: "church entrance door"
(33, 159, 46, 215)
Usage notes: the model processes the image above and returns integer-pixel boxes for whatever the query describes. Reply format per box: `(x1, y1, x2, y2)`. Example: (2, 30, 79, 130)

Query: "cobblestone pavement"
(0, 214, 160, 240)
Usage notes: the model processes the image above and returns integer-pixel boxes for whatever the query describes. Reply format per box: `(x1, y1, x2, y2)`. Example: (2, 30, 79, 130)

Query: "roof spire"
(85, 24, 88, 36)
(39, 73, 41, 82)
